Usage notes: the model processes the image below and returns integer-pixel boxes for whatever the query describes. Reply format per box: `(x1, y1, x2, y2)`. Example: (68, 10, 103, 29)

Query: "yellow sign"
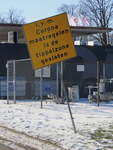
(23, 13, 77, 70)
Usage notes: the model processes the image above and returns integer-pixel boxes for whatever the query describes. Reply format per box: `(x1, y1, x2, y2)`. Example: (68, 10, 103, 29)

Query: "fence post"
(13, 60, 16, 104)
(103, 63, 105, 93)
(7, 61, 9, 104)
(97, 61, 99, 107)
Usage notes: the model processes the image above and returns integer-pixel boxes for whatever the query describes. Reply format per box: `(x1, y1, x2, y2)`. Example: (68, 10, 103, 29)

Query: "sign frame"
(23, 13, 77, 70)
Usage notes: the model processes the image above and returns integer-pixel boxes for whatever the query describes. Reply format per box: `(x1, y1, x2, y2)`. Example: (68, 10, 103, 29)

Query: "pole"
(13, 60, 16, 104)
(40, 68, 43, 108)
(97, 61, 99, 107)
(57, 63, 59, 97)
(103, 63, 105, 93)
(7, 61, 9, 104)
(57, 63, 77, 133)
(61, 61, 63, 97)
(88, 10, 91, 41)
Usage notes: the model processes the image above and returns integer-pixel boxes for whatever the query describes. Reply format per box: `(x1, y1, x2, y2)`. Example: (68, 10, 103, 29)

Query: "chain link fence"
(7, 59, 58, 102)
(6, 58, 113, 103)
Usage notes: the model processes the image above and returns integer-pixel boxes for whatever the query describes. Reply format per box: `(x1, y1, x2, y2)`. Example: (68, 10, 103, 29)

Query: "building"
(0, 23, 113, 99)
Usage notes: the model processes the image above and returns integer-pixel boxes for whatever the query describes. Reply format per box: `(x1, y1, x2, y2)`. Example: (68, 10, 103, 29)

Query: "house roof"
(70, 26, 113, 37)
(0, 23, 112, 43)
(0, 24, 25, 43)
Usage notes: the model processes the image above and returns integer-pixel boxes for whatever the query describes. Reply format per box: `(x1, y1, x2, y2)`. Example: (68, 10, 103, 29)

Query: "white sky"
(0, 0, 79, 23)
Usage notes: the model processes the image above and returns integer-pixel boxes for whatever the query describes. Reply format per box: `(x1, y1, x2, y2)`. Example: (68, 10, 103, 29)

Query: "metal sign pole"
(61, 61, 63, 97)
(40, 68, 43, 109)
(57, 63, 77, 133)
(57, 63, 59, 97)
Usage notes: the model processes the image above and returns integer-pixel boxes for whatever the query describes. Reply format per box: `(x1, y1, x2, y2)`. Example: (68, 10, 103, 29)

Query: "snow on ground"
(0, 98, 113, 150)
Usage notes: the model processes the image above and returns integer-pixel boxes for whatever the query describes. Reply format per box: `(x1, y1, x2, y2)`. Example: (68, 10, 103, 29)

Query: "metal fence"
(7, 59, 58, 102)
(6, 58, 113, 103)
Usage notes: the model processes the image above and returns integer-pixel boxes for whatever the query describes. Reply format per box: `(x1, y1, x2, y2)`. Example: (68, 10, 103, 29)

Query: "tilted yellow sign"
(23, 13, 77, 70)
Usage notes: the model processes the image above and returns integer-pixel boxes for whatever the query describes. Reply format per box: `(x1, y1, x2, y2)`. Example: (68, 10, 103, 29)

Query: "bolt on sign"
(23, 13, 77, 70)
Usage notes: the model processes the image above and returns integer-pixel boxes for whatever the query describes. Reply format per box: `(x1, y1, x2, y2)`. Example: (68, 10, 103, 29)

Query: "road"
(0, 125, 65, 150)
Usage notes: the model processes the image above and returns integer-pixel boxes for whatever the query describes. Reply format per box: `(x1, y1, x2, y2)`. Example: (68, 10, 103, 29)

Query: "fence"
(6, 58, 113, 103)
(7, 59, 58, 103)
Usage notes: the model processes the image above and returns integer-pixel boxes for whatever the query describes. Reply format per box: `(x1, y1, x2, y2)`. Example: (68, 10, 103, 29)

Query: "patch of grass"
(109, 125, 113, 129)
(91, 126, 113, 142)
(84, 124, 89, 126)
(98, 127, 106, 132)
(105, 133, 112, 139)
(61, 129, 65, 131)
(103, 146, 113, 149)
(108, 130, 113, 134)
(91, 128, 105, 141)
(91, 136, 98, 140)
(78, 129, 90, 136)
(101, 129, 106, 132)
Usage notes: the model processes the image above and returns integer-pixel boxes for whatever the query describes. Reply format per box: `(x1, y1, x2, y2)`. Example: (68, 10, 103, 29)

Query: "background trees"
(0, 7, 25, 24)
(0, 13, 6, 23)
(0, 2, 113, 45)
(56, 4, 78, 16)
(80, 0, 113, 45)
(57, 0, 113, 45)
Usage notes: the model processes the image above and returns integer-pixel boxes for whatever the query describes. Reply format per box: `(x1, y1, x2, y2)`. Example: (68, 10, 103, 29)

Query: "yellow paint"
(23, 13, 77, 70)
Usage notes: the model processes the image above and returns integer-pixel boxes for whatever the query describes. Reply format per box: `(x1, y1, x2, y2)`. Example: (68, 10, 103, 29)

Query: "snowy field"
(0, 98, 113, 150)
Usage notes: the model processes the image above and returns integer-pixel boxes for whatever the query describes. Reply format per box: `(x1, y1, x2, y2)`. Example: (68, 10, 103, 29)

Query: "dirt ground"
(0, 141, 14, 150)
(0, 125, 65, 150)
(0, 136, 39, 150)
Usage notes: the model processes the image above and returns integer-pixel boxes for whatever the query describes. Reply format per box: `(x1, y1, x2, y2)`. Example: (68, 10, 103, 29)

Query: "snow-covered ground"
(0, 98, 113, 150)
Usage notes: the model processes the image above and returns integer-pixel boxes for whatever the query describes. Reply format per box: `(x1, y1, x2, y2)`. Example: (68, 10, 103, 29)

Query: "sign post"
(57, 63, 77, 133)
(23, 13, 77, 133)
(40, 68, 43, 108)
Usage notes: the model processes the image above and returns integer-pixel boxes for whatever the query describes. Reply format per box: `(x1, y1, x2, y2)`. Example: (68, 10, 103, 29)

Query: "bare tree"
(0, 13, 6, 23)
(7, 7, 25, 24)
(0, 7, 26, 24)
(79, 0, 113, 45)
(56, 4, 78, 16)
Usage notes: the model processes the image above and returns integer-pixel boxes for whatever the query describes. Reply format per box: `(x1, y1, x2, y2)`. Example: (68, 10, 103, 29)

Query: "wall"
(1, 43, 113, 98)
(0, 43, 29, 76)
